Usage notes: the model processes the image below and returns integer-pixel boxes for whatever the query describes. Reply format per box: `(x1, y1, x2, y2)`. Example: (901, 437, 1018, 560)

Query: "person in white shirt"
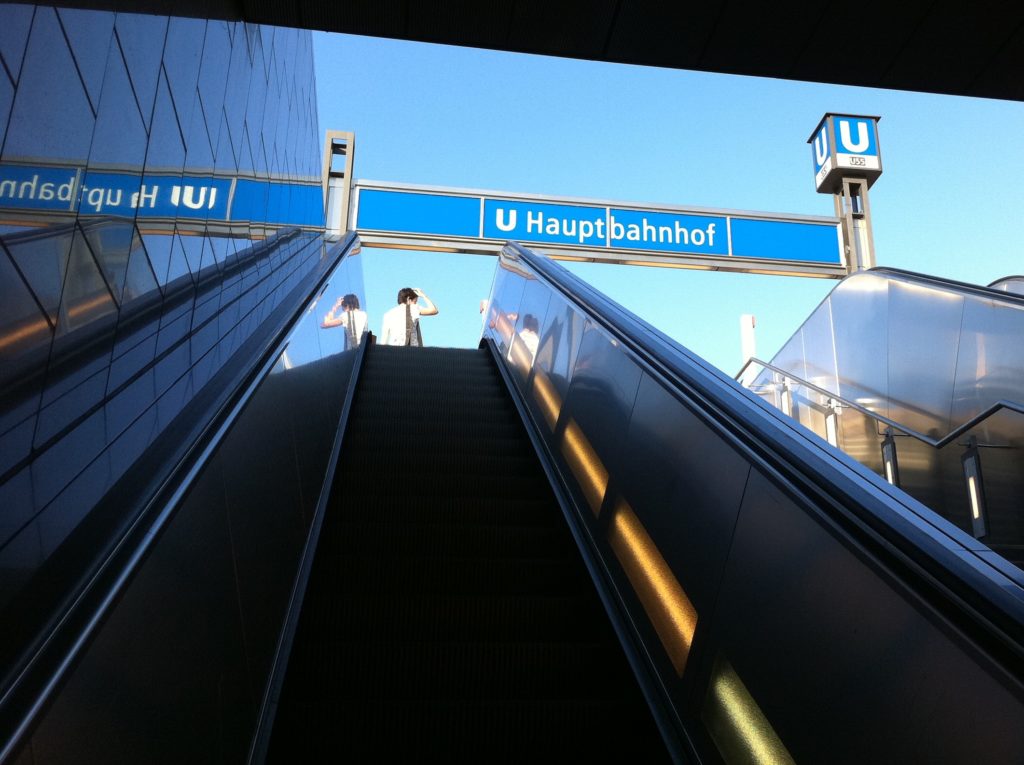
(322, 293, 368, 349)
(380, 287, 438, 346)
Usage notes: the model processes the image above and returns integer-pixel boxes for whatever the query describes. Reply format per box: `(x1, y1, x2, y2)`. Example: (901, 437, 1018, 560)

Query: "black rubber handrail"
(737, 356, 1024, 448)
(248, 329, 372, 764)
(0, 232, 360, 763)
(501, 242, 1024, 675)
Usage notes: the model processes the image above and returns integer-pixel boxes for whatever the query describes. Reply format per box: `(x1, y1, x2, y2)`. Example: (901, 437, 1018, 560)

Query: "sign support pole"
(809, 114, 882, 273)
(834, 177, 875, 271)
(323, 131, 355, 234)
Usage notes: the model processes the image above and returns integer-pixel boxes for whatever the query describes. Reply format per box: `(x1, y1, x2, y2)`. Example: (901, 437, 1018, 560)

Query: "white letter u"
(495, 208, 516, 232)
(839, 121, 869, 153)
(182, 186, 208, 210)
(814, 130, 829, 165)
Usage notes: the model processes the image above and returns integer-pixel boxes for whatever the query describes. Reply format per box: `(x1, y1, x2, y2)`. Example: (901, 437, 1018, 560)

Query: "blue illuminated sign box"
(357, 187, 841, 266)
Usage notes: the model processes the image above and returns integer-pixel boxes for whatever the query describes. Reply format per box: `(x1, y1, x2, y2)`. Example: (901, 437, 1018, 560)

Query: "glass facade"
(0, 3, 349, 692)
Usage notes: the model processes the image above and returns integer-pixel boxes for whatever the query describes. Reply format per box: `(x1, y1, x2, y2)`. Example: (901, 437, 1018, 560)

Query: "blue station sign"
(809, 114, 882, 193)
(0, 162, 324, 228)
(355, 183, 846, 276)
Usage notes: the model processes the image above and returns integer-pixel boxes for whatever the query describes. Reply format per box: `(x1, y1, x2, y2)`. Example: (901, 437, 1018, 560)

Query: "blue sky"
(314, 33, 1024, 374)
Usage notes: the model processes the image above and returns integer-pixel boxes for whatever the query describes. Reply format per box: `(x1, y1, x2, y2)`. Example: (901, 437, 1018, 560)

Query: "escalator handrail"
(501, 242, 1024, 671)
(869, 266, 1024, 305)
(0, 232, 360, 764)
(737, 356, 1024, 448)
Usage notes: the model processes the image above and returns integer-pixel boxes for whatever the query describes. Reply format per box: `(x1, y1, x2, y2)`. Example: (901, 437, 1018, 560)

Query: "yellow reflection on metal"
(0, 316, 50, 350)
(493, 310, 515, 344)
(607, 499, 697, 676)
(548, 254, 593, 262)
(361, 241, 460, 252)
(508, 335, 534, 375)
(531, 367, 563, 431)
(560, 418, 608, 516)
(703, 657, 794, 765)
(619, 260, 714, 270)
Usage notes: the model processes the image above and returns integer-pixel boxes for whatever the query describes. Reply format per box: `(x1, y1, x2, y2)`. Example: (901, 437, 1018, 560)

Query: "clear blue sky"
(314, 33, 1024, 374)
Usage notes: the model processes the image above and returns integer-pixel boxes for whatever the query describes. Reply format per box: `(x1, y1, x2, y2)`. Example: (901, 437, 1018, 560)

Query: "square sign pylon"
(809, 114, 882, 193)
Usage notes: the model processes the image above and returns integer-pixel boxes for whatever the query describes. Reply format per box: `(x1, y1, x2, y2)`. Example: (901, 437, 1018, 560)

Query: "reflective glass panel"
(0, 4, 35, 85)
(54, 229, 116, 337)
(3, 7, 95, 164)
(114, 12, 167, 131)
(55, 7, 114, 113)
(88, 38, 147, 168)
(162, 16, 205, 130)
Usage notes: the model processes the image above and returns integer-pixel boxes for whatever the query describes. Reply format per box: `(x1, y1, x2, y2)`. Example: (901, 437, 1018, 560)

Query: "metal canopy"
(39, 0, 1024, 101)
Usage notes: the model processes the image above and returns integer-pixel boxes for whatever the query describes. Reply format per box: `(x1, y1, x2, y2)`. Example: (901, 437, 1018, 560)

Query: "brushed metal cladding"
(829, 271, 890, 418)
(712, 468, 1024, 764)
(952, 296, 1024, 439)
(885, 279, 965, 437)
(29, 462, 255, 763)
(620, 373, 749, 618)
(533, 292, 587, 405)
(989, 276, 1024, 296)
(564, 320, 644, 504)
(506, 278, 552, 386)
(485, 245, 1024, 763)
(749, 269, 1024, 566)
(219, 371, 309, 693)
(487, 264, 528, 359)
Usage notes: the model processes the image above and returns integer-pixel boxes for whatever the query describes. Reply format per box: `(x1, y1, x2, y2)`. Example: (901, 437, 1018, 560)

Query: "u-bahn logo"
(809, 113, 882, 192)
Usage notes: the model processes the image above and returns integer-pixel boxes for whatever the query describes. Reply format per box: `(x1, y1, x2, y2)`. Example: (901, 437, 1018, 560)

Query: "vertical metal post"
(738, 314, 757, 386)
(961, 437, 988, 539)
(322, 131, 355, 234)
(833, 177, 875, 271)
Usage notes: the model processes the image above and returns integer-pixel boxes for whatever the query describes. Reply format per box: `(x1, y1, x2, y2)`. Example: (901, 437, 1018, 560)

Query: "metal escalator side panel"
(485, 242, 1024, 765)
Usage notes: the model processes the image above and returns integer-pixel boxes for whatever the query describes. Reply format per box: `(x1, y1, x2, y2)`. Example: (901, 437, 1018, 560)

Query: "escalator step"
(316, 521, 574, 559)
(282, 640, 637, 700)
(272, 698, 668, 762)
(269, 346, 668, 761)
(295, 593, 614, 642)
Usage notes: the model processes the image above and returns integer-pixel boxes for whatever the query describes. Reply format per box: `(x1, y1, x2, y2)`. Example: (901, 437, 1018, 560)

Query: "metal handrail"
(736, 357, 1024, 449)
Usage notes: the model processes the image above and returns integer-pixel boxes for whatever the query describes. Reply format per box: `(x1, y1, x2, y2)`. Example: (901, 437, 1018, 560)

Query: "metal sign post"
(323, 130, 355, 234)
(808, 114, 882, 271)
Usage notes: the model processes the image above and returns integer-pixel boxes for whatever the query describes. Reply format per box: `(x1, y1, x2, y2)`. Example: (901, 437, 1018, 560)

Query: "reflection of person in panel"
(518, 313, 540, 361)
(322, 293, 368, 349)
(381, 287, 438, 346)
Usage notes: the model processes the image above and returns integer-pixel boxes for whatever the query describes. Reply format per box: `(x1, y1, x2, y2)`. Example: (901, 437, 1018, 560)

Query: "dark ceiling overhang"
(40, 0, 1024, 101)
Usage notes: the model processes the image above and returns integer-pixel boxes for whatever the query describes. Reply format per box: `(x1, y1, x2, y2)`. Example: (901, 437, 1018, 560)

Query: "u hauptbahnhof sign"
(353, 182, 848, 278)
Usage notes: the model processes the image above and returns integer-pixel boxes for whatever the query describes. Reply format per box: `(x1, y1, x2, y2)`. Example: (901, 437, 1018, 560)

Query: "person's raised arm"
(413, 288, 438, 316)
(321, 297, 346, 328)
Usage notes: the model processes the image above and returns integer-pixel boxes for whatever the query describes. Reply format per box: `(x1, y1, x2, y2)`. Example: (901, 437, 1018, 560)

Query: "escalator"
(267, 346, 669, 760)
(3, 239, 1024, 763)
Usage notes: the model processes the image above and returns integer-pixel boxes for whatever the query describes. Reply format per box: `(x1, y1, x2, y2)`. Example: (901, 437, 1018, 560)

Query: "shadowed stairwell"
(267, 345, 668, 760)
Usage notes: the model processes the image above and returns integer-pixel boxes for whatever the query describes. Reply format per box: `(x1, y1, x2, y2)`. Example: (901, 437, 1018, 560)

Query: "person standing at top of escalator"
(380, 287, 438, 346)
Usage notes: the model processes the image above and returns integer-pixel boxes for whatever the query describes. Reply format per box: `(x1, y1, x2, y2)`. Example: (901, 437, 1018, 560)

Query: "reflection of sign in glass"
(0, 162, 324, 227)
(357, 187, 842, 267)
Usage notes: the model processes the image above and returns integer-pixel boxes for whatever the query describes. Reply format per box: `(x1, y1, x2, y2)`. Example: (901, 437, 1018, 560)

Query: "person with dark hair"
(322, 292, 368, 348)
(380, 286, 438, 346)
